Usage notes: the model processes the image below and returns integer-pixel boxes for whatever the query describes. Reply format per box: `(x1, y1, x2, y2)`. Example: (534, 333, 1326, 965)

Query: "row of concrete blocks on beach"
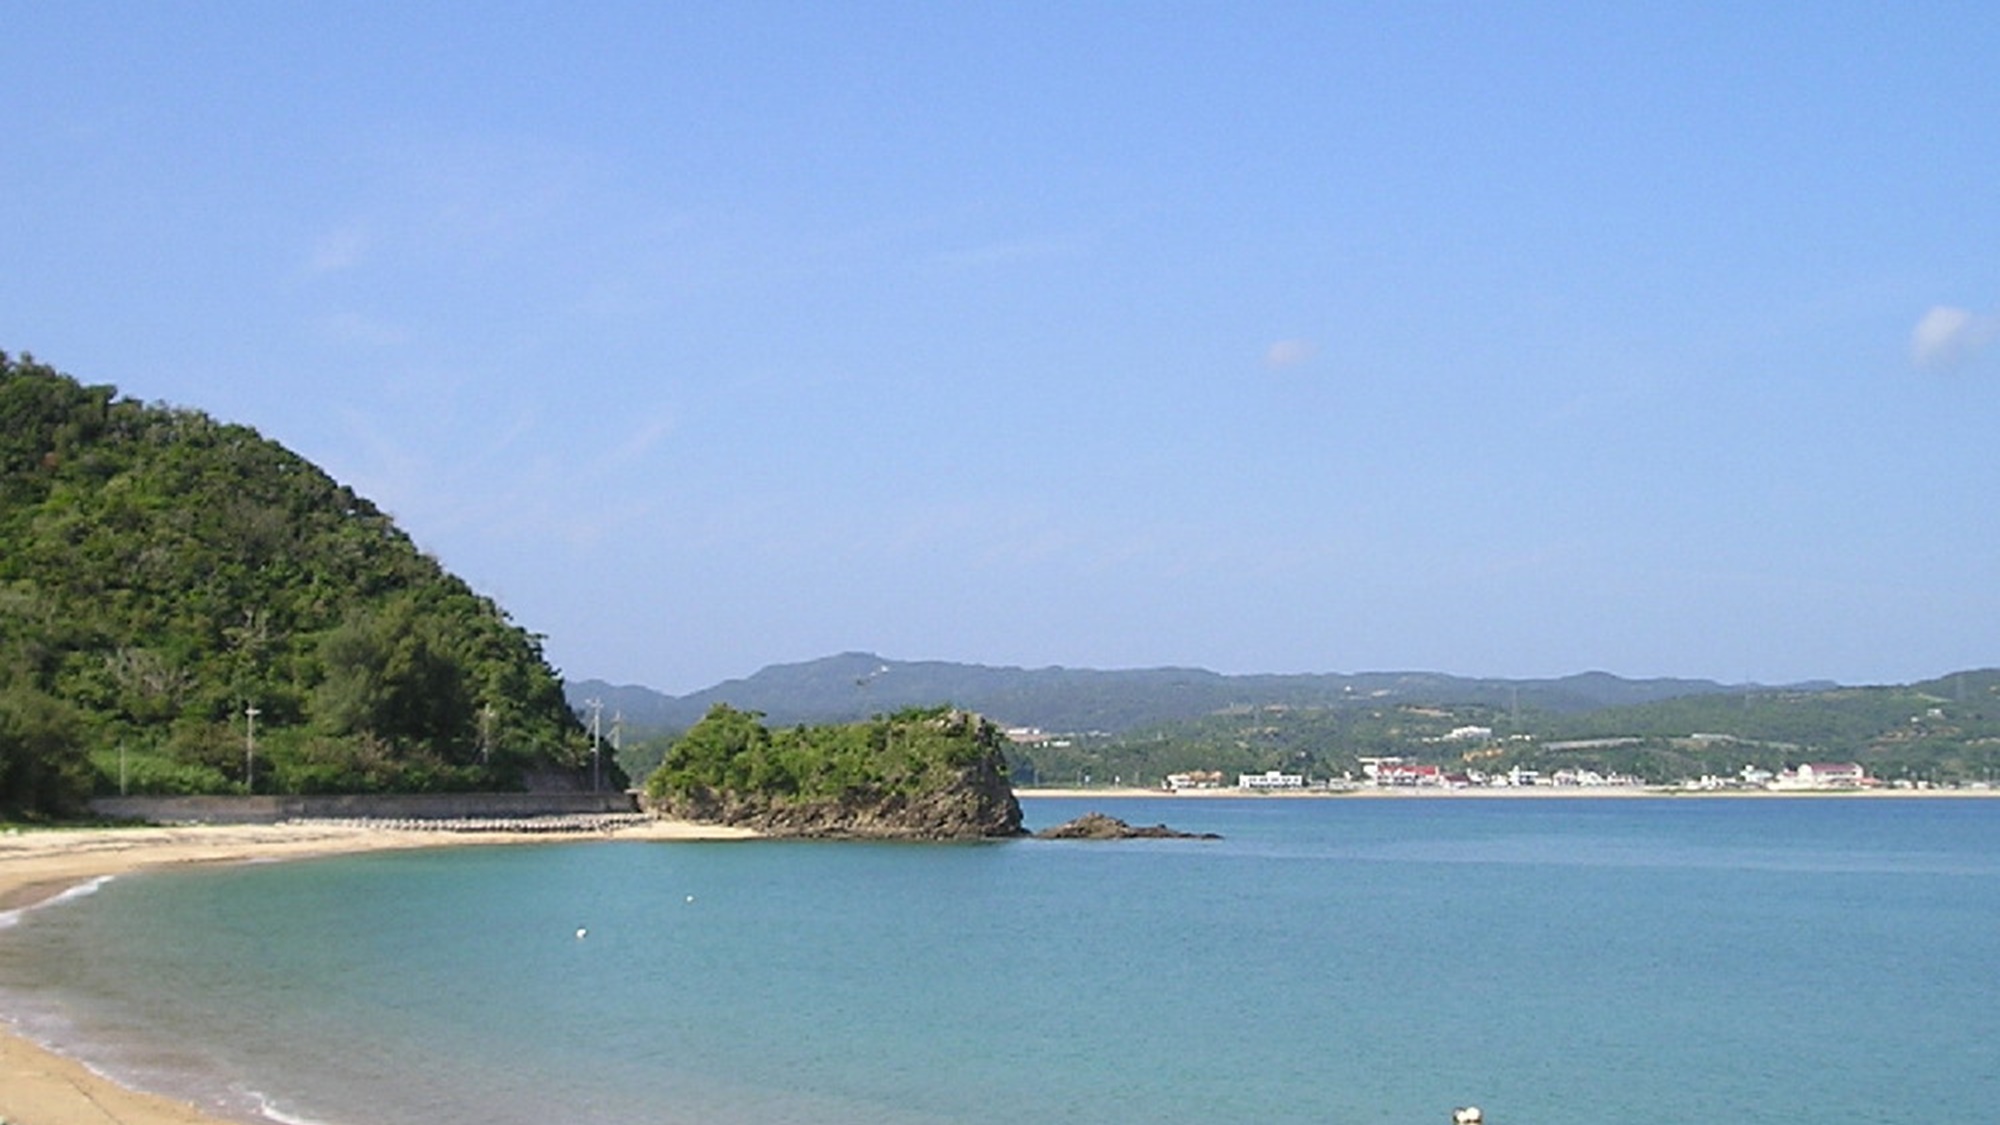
(286, 813, 657, 834)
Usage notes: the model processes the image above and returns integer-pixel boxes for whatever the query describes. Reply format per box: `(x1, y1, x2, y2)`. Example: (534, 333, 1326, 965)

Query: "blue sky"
(8, 2, 1999, 692)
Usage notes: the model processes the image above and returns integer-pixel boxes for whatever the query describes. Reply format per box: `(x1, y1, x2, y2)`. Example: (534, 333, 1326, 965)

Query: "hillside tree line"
(0, 354, 608, 818)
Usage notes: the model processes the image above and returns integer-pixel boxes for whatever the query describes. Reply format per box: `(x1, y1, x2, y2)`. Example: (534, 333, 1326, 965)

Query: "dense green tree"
(646, 704, 1004, 806)
(314, 596, 472, 746)
(0, 352, 600, 814)
(0, 682, 93, 818)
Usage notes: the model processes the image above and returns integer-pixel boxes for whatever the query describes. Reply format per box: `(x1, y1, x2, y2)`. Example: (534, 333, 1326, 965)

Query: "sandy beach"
(0, 817, 756, 1125)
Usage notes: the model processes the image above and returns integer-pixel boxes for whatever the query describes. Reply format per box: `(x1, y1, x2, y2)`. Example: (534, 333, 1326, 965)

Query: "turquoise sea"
(3, 796, 1998, 1125)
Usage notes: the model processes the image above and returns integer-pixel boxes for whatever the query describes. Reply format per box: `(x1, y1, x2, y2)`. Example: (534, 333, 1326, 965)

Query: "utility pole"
(479, 703, 495, 768)
(612, 711, 624, 777)
(244, 704, 260, 793)
(586, 698, 603, 792)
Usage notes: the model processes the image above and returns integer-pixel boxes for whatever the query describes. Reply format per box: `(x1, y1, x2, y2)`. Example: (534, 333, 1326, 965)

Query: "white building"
(1238, 770, 1305, 790)
(1770, 762, 1869, 790)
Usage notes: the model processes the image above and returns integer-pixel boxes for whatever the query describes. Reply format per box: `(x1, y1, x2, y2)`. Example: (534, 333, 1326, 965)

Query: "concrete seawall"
(91, 791, 641, 825)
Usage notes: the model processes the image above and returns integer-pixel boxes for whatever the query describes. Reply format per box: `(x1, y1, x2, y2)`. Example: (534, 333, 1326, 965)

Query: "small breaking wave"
(0, 874, 114, 929)
(247, 1086, 350, 1125)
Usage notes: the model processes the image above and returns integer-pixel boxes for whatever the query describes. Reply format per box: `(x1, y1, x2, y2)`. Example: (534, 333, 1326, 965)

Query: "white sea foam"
(247, 1086, 349, 1125)
(0, 874, 113, 929)
(45, 873, 115, 904)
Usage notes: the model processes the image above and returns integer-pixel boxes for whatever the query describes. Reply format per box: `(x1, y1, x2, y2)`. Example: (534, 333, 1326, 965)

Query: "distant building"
(1165, 770, 1226, 791)
(1550, 768, 1642, 787)
(1374, 763, 1445, 787)
(1357, 757, 1403, 782)
(1238, 770, 1305, 790)
(1771, 762, 1869, 790)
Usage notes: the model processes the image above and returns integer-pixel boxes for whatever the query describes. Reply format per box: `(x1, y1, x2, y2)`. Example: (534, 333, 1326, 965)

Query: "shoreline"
(1018, 785, 2000, 799)
(7, 790, 1989, 1123)
(0, 817, 757, 1125)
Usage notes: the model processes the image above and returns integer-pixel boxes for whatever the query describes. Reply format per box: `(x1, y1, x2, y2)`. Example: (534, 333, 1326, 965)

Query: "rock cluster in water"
(653, 780, 1025, 840)
(642, 707, 1026, 840)
(1034, 812, 1221, 840)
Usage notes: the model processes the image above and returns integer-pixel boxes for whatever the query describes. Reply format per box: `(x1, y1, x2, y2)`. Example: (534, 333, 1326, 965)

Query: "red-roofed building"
(1375, 763, 1445, 787)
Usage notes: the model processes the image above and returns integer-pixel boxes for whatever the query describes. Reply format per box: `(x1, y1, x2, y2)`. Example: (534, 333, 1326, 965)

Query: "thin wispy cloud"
(1263, 339, 1319, 370)
(305, 223, 370, 275)
(317, 311, 408, 347)
(1910, 305, 1999, 370)
(927, 238, 1076, 271)
(604, 412, 678, 468)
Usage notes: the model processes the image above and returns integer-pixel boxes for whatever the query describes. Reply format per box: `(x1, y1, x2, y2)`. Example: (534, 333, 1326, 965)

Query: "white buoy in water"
(575, 927, 588, 939)
(1452, 1107, 1483, 1124)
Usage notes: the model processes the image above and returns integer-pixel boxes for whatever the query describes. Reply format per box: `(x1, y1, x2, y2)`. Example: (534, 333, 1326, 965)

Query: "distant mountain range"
(568, 651, 1834, 736)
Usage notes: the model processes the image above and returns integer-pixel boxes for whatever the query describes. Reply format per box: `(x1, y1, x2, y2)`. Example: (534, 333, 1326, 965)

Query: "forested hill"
(586, 656, 1997, 790)
(572, 652, 1770, 736)
(0, 354, 605, 817)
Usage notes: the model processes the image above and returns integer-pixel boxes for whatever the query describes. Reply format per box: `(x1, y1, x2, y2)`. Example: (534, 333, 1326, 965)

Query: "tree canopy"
(0, 353, 608, 817)
(645, 703, 1001, 807)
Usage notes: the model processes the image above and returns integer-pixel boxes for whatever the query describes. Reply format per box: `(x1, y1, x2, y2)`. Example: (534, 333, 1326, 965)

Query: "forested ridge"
(1004, 672, 2000, 788)
(573, 652, 1752, 736)
(0, 354, 606, 817)
(595, 655, 2000, 789)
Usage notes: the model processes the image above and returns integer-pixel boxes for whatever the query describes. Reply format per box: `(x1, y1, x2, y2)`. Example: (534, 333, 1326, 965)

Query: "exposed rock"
(648, 777, 1024, 840)
(1034, 812, 1220, 840)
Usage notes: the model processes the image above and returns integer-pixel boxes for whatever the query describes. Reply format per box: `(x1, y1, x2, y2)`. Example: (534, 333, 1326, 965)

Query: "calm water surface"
(2, 797, 1996, 1125)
